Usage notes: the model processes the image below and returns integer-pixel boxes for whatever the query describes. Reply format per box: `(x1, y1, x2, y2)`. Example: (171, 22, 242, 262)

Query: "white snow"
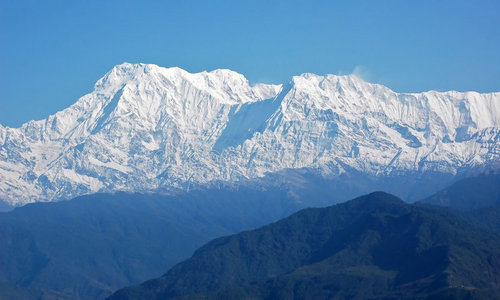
(0, 63, 499, 205)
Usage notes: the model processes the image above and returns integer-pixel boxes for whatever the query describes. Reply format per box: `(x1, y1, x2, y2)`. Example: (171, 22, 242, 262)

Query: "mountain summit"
(1, 63, 499, 205)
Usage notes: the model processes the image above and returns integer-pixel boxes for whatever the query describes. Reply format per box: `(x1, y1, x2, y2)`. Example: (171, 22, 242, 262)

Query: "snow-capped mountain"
(1, 63, 499, 206)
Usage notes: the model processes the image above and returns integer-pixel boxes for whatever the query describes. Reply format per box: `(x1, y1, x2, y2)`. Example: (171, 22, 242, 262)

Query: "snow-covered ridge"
(0, 63, 499, 205)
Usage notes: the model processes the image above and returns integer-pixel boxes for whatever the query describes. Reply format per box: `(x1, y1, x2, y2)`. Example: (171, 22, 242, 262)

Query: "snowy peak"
(286, 72, 499, 135)
(19, 63, 281, 140)
(0, 64, 499, 205)
(95, 63, 280, 103)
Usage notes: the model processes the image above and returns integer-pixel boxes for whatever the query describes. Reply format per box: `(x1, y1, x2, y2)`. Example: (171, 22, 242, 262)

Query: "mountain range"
(1, 63, 499, 206)
(1, 63, 499, 299)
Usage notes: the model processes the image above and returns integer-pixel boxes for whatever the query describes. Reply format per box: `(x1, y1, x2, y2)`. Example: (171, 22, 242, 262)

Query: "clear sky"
(1, 0, 499, 127)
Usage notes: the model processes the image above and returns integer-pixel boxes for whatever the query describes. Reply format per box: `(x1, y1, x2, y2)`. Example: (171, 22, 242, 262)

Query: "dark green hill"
(110, 192, 500, 300)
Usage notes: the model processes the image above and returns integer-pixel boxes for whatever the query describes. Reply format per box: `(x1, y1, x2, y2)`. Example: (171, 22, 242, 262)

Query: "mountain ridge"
(1, 63, 499, 205)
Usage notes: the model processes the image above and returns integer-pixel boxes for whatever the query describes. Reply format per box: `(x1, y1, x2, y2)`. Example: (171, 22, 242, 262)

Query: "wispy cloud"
(351, 65, 371, 81)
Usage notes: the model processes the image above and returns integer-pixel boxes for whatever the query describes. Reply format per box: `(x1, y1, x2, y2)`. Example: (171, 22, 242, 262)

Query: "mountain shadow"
(212, 83, 290, 153)
(109, 192, 500, 300)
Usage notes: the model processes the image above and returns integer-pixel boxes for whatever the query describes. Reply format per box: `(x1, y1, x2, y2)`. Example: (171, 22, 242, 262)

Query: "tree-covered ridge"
(110, 192, 500, 300)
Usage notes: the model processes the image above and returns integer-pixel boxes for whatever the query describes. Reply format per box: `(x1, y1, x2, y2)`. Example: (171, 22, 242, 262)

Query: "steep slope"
(1, 63, 499, 205)
(109, 192, 500, 300)
(0, 188, 305, 300)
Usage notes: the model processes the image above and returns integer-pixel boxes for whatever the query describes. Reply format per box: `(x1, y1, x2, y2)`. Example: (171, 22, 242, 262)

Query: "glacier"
(0, 63, 499, 206)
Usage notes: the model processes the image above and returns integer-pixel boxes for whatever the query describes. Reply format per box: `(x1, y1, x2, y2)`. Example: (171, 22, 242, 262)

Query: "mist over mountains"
(1, 63, 499, 206)
(0, 189, 304, 299)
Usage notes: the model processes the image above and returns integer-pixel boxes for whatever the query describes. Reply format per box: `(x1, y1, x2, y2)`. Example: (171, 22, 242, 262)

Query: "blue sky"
(0, 0, 499, 127)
